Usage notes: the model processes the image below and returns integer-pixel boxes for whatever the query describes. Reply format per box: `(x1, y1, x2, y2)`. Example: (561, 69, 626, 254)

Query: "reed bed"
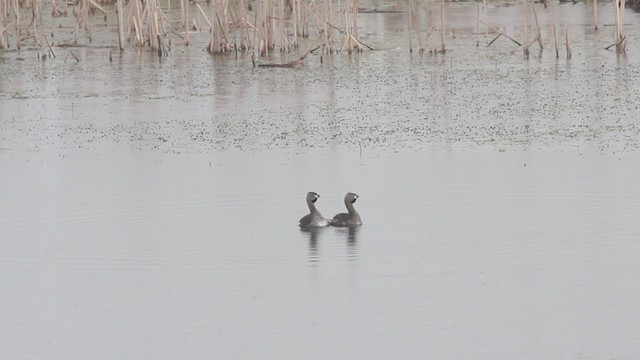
(0, 0, 633, 61)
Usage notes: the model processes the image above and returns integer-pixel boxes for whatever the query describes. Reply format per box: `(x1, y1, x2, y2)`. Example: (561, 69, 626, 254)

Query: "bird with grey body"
(299, 192, 329, 228)
(329, 192, 362, 227)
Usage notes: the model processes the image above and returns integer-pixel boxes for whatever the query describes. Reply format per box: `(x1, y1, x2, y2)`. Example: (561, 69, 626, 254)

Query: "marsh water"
(2, 2, 640, 359)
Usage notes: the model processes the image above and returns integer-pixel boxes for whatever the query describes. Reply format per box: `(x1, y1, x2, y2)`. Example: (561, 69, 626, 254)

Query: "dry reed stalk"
(209, 0, 232, 53)
(340, 0, 361, 53)
(408, 0, 413, 52)
(593, 0, 598, 30)
(0, 0, 8, 49)
(609, 0, 626, 52)
(565, 26, 571, 59)
(549, 0, 558, 58)
(182, 0, 189, 45)
(268, 0, 275, 50)
(408, 0, 423, 52)
(439, 0, 445, 52)
(73, 0, 91, 44)
(619, 0, 626, 51)
(33, 0, 45, 54)
(146, 0, 163, 50)
(324, 0, 333, 53)
(530, 0, 542, 49)
(522, 0, 529, 58)
(279, 0, 285, 52)
(88, 0, 108, 15)
(197, 3, 212, 27)
(43, 33, 55, 57)
(242, 0, 251, 50)
(476, 1, 479, 35)
(126, 0, 144, 46)
(258, 0, 269, 56)
(51, 0, 65, 17)
(13, 0, 19, 49)
(352, 0, 358, 40)
(482, 0, 487, 39)
(210, 0, 217, 52)
(291, 0, 298, 47)
(301, 0, 308, 38)
(116, 0, 124, 50)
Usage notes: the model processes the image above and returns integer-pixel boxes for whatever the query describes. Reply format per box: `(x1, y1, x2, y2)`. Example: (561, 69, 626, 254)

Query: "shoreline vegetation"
(0, 0, 634, 64)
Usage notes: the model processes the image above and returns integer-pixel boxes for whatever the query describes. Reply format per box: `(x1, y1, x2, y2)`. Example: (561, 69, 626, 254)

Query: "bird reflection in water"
(300, 226, 360, 262)
(337, 227, 359, 260)
(300, 227, 322, 263)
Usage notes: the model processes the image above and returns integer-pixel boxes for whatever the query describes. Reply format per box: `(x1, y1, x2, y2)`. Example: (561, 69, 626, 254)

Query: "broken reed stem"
(44, 33, 55, 57)
(69, 50, 80, 62)
(197, 3, 212, 28)
(477, 18, 522, 46)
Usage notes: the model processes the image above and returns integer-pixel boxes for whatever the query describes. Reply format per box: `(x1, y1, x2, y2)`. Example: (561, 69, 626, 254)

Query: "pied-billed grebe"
(329, 192, 362, 227)
(299, 192, 329, 228)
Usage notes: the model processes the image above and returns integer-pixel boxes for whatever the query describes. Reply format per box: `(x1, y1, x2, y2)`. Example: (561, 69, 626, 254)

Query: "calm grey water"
(2, 2, 640, 359)
(2, 149, 640, 358)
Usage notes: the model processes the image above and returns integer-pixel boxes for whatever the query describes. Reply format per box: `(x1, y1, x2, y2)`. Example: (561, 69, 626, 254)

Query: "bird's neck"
(345, 200, 357, 215)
